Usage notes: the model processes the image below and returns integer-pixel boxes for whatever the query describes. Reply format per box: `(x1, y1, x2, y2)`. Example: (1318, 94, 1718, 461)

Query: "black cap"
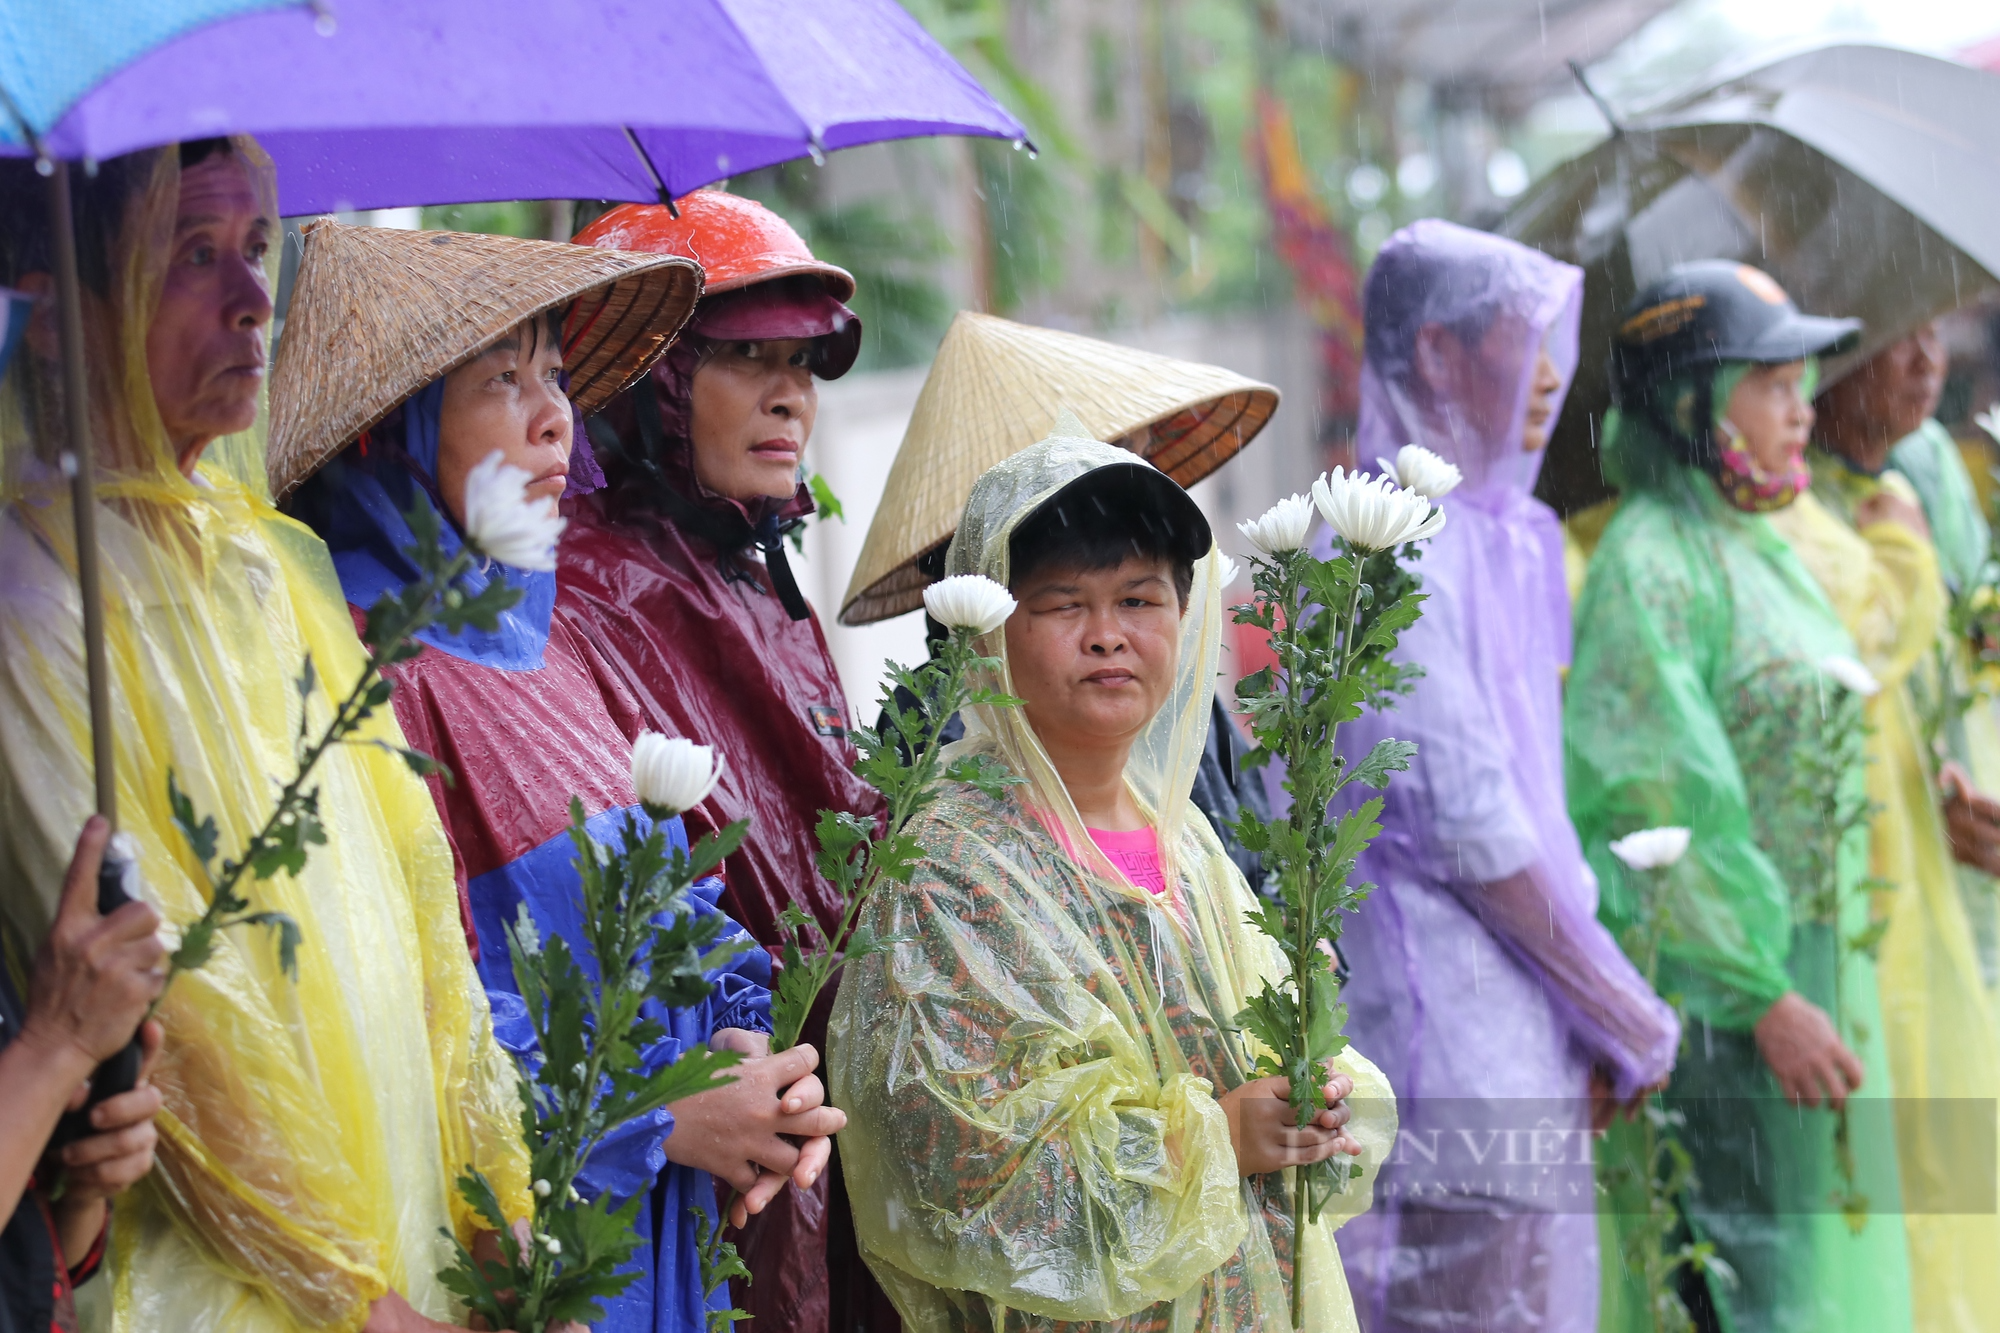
(1025, 460, 1213, 566)
(1610, 261, 1860, 407)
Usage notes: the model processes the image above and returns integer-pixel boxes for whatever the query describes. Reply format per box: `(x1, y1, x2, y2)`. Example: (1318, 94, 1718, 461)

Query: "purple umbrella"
(10, 0, 1028, 213)
(0, 0, 1022, 839)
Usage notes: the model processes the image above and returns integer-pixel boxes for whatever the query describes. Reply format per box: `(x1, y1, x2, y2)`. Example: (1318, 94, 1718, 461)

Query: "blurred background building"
(279, 0, 2000, 709)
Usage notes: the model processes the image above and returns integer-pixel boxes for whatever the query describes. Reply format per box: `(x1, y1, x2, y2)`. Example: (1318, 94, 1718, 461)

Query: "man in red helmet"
(562, 193, 889, 1333)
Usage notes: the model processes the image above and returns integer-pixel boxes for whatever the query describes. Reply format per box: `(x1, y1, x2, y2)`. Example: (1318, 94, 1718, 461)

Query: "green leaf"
(166, 769, 220, 869)
(1347, 738, 1418, 791)
(871, 831, 927, 885)
(231, 910, 303, 980)
(248, 792, 328, 880)
(843, 923, 912, 960)
(808, 470, 846, 523)
(454, 1167, 512, 1232)
(170, 917, 219, 975)
(687, 820, 749, 881)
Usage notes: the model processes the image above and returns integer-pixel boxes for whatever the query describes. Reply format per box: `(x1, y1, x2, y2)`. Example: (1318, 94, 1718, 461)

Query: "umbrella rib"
(621, 127, 681, 218)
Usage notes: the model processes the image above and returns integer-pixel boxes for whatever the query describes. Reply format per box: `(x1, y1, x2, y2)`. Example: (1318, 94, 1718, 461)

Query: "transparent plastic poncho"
(826, 433, 1396, 1332)
(0, 141, 529, 1331)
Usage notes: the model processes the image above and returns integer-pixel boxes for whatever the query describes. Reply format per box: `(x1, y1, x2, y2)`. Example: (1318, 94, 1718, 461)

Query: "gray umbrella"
(1502, 43, 2000, 513)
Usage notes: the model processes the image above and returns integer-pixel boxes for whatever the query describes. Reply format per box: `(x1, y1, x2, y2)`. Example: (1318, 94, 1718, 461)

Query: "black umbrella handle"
(46, 849, 146, 1154)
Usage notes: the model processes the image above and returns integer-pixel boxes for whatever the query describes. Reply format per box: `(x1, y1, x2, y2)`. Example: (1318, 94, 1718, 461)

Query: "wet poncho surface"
(1774, 455, 2000, 1333)
(0, 141, 528, 1331)
(829, 435, 1395, 1333)
(1566, 470, 1911, 1333)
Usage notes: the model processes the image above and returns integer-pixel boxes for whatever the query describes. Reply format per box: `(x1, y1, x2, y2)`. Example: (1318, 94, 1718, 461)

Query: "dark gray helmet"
(1610, 261, 1859, 408)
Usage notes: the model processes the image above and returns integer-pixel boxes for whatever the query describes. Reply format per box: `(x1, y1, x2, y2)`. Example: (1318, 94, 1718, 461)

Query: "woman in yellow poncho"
(0, 139, 528, 1330)
(828, 417, 1396, 1333)
(1765, 334, 2000, 1333)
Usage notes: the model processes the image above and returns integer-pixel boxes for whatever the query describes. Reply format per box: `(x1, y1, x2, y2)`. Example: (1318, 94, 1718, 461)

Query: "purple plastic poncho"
(1301, 221, 1680, 1332)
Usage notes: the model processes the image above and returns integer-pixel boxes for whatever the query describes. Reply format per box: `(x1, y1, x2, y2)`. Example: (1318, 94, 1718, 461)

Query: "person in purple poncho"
(1308, 221, 1681, 1332)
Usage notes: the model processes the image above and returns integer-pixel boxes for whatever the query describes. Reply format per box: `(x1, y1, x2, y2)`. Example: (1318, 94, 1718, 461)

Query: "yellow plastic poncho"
(1767, 462, 2000, 1333)
(0, 141, 528, 1331)
(827, 432, 1396, 1333)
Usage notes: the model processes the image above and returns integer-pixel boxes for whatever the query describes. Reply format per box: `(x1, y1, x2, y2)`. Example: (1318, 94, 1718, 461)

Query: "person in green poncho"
(1564, 262, 1913, 1333)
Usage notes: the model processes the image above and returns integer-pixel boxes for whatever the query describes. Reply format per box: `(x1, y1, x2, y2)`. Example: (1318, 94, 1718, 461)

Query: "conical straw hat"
(267, 217, 703, 500)
(838, 311, 1277, 625)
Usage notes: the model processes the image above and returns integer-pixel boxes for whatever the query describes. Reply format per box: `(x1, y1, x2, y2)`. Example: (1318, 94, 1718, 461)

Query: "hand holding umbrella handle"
(46, 846, 147, 1153)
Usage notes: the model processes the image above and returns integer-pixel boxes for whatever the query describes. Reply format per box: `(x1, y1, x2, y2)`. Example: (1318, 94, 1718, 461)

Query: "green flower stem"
(1280, 555, 1366, 1330)
(770, 625, 995, 1053)
(1623, 866, 1694, 1333)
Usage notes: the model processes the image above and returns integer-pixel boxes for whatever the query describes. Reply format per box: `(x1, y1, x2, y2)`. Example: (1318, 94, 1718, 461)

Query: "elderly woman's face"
(1722, 361, 1815, 475)
(145, 152, 274, 474)
(435, 317, 572, 527)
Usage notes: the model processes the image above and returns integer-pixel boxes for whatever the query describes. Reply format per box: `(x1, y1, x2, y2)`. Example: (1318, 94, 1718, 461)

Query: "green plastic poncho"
(826, 429, 1396, 1333)
(1891, 419, 1991, 597)
(1567, 399, 1912, 1333)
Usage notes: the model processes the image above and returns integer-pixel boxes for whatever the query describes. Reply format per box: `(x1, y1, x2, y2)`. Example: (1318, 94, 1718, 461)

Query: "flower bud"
(632, 733, 725, 816)
(922, 574, 1017, 635)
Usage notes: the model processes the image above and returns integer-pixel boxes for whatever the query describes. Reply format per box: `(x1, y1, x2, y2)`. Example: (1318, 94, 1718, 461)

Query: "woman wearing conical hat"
(828, 419, 1396, 1333)
(0, 139, 529, 1330)
(562, 192, 885, 1333)
(272, 218, 843, 1333)
(839, 310, 1282, 895)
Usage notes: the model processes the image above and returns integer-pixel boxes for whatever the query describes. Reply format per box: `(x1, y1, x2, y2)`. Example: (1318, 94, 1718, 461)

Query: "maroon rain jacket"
(555, 354, 888, 1333)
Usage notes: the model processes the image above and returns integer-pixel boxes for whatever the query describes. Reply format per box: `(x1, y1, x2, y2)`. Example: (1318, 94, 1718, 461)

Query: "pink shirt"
(1087, 825, 1166, 894)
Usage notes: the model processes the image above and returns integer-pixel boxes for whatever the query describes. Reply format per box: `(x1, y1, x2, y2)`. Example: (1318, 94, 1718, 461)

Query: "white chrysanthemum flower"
(462, 450, 566, 571)
(1214, 554, 1242, 588)
(1237, 493, 1315, 555)
(1377, 443, 1463, 500)
(1310, 468, 1447, 552)
(1819, 655, 1882, 698)
(631, 732, 724, 815)
(1975, 405, 2000, 446)
(923, 574, 1017, 634)
(1608, 826, 1693, 871)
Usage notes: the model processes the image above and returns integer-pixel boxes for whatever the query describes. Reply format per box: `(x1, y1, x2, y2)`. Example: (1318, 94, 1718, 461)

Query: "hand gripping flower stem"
(441, 741, 750, 1332)
(1229, 472, 1440, 1327)
(160, 459, 561, 1007)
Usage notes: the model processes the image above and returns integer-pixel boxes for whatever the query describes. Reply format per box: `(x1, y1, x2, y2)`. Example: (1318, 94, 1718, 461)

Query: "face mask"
(1712, 417, 1809, 513)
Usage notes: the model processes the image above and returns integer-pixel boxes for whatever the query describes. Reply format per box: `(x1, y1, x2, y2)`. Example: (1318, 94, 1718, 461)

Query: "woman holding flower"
(828, 417, 1396, 1333)
(1564, 262, 1911, 1332)
(273, 219, 841, 1333)
(1320, 221, 1679, 1333)
(559, 196, 886, 1333)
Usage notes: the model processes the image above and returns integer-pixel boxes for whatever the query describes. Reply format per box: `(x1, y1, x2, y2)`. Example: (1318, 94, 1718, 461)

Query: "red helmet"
(575, 193, 861, 377)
